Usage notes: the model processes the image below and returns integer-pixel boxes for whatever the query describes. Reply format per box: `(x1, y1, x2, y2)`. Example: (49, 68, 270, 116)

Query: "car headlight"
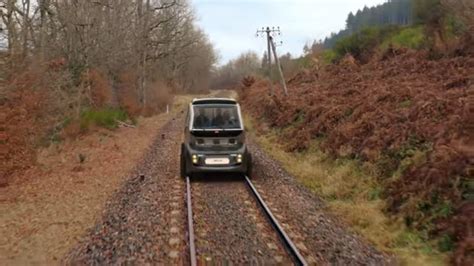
(192, 154, 198, 164)
(236, 154, 243, 164)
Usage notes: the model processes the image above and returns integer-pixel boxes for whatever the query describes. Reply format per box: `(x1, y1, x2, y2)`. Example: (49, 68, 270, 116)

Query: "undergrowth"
(245, 115, 447, 265)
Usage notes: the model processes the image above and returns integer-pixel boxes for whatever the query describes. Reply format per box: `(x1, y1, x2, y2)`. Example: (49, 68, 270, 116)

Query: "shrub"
(445, 15, 468, 38)
(1, 64, 76, 185)
(117, 70, 142, 116)
(80, 108, 128, 130)
(321, 49, 338, 64)
(293, 55, 313, 69)
(331, 26, 433, 62)
(333, 26, 401, 61)
(142, 80, 172, 117)
(385, 26, 426, 50)
(82, 69, 113, 107)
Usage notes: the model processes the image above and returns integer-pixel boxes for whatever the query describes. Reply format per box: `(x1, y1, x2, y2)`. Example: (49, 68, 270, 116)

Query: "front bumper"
(184, 144, 249, 174)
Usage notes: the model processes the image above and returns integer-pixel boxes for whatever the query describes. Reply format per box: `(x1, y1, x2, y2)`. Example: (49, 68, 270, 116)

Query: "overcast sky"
(192, 0, 388, 64)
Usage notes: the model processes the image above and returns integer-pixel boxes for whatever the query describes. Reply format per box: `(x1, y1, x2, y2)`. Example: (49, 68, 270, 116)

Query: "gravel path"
(64, 117, 188, 264)
(248, 138, 394, 265)
(191, 176, 292, 264)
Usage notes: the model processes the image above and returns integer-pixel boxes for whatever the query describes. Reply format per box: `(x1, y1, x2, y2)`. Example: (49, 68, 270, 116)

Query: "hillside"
(239, 50, 473, 264)
(323, 0, 413, 48)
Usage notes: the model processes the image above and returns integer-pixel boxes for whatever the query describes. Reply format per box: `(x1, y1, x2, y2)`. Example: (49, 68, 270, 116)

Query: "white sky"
(192, 0, 389, 64)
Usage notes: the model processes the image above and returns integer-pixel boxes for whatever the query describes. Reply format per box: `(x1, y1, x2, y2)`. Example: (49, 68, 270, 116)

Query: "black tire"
(246, 153, 253, 177)
(180, 143, 186, 178)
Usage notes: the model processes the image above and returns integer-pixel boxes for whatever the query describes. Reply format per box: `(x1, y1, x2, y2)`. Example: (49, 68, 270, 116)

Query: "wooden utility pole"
(265, 28, 273, 95)
(257, 26, 288, 96)
(270, 35, 288, 96)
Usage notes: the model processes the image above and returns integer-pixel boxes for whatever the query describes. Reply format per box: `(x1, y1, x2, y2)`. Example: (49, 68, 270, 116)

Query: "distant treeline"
(323, 0, 413, 48)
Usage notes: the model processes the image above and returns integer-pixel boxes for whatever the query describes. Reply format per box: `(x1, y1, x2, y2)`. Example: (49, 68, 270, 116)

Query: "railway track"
(185, 176, 308, 265)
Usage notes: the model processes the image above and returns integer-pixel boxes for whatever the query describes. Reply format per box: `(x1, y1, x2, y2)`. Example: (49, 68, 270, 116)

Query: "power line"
(256, 26, 288, 96)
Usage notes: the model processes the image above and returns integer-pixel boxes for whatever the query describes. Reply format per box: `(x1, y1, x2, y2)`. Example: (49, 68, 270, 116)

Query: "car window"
(192, 105, 241, 129)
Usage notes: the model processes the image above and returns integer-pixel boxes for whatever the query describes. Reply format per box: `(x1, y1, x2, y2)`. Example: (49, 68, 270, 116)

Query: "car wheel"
(246, 153, 253, 177)
(180, 144, 186, 178)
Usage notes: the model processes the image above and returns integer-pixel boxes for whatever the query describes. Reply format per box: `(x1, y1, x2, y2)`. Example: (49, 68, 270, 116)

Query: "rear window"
(192, 105, 241, 130)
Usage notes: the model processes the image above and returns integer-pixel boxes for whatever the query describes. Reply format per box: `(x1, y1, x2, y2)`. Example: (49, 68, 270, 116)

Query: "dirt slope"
(0, 106, 179, 264)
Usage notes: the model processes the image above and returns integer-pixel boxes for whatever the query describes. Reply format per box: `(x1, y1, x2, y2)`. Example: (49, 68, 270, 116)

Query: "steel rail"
(187, 175, 307, 265)
(245, 175, 308, 266)
(186, 176, 197, 266)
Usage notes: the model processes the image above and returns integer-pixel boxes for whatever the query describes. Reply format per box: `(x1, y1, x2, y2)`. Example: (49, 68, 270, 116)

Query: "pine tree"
(324, 0, 415, 48)
(347, 12, 356, 33)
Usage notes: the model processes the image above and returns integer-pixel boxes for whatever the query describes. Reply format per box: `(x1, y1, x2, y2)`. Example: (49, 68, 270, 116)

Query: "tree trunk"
(5, 0, 18, 59)
(140, 0, 150, 107)
(22, 0, 30, 59)
(38, 0, 49, 62)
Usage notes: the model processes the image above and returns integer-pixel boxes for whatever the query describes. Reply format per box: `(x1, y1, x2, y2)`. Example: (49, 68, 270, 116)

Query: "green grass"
(80, 108, 128, 130)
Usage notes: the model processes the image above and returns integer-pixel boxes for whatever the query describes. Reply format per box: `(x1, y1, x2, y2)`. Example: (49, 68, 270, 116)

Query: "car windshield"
(192, 105, 241, 130)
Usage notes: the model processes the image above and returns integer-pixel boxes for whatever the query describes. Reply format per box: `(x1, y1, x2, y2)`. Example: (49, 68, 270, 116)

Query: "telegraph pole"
(270, 35, 288, 96)
(257, 26, 288, 96)
(266, 28, 273, 95)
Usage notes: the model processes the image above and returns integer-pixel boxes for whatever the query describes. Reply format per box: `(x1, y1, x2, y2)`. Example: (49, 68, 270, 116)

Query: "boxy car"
(180, 98, 252, 178)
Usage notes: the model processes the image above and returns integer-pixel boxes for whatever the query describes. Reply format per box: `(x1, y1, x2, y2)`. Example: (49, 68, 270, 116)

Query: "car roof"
(192, 98, 237, 105)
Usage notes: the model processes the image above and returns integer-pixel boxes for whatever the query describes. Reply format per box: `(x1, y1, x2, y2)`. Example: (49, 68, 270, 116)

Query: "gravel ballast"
(64, 117, 188, 264)
(191, 177, 292, 264)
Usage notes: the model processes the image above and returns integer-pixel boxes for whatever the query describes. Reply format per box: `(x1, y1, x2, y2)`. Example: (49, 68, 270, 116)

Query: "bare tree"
(20, 0, 29, 57)
(211, 51, 261, 90)
(1, 0, 216, 115)
(1, 0, 19, 58)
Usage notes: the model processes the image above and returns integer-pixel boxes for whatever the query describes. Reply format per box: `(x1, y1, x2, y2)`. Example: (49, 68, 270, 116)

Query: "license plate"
(205, 158, 230, 165)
